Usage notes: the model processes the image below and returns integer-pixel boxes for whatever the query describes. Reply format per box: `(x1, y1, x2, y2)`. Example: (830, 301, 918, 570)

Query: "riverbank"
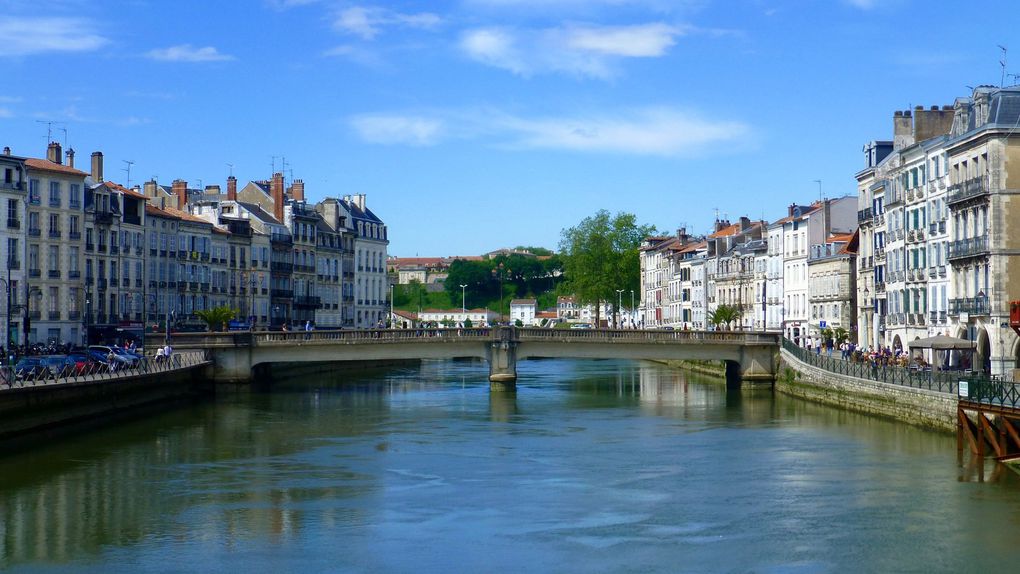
(777, 348, 957, 432)
(658, 359, 727, 378)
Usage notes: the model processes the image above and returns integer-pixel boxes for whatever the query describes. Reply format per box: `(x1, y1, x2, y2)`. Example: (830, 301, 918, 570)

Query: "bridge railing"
(253, 328, 494, 344)
(1, 350, 208, 391)
(782, 337, 959, 395)
(517, 327, 779, 344)
(959, 377, 1020, 409)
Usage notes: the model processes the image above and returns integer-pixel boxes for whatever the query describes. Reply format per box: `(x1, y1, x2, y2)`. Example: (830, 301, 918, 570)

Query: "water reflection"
(0, 359, 1019, 572)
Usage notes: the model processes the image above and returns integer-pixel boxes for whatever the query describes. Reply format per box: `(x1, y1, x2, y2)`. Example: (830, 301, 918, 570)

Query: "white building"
(418, 308, 498, 326)
(509, 298, 536, 326)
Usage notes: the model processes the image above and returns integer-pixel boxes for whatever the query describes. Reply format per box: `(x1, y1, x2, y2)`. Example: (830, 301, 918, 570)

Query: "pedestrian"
(155, 347, 166, 365)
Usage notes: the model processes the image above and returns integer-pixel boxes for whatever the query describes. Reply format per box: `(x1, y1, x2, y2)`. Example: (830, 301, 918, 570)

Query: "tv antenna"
(814, 179, 822, 202)
(122, 160, 135, 187)
(1009, 73, 1020, 86)
(58, 127, 69, 150)
(999, 45, 1009, 87)
(35, 119, 65, 145)
(226, 163, 234, 178)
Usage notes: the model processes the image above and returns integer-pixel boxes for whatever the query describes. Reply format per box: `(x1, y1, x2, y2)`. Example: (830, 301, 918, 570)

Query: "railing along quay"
(782, 338, 960, 395)
(0, 350, 208, 391)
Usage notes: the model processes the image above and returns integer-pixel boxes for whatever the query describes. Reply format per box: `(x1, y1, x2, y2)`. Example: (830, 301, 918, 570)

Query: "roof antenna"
(59, 127, 69, 150)
(122, 160, 134, 187)
(35, 119, 65, 146)
(227, 163, 234, 178)
(814, 179, 822, 202)
(1000, 45, 1008, 87)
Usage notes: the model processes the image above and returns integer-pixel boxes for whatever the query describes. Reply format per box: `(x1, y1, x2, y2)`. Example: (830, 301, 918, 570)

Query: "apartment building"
(807, 232, 857, 335)
(343, 194, 389, 328)
(0, 148, 27, 348)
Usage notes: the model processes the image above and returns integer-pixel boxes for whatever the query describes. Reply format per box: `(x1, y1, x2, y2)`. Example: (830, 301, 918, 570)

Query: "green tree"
(559, 210, 656, 327)
(513, 246, 553, 256)
(195, 306, 238, 332)
(708, 305, 741, 330)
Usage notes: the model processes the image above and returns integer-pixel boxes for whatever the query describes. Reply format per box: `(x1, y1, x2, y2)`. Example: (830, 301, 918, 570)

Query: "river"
(1, 358, 1019, 573)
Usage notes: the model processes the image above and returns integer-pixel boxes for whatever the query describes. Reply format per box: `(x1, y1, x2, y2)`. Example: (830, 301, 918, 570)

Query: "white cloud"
(322, 44, 385, 67)
(0, 17, 108, 57)
(333, 6, 441, 40)
(146, 44, 235, 62)
(566, 23, 679, 56)
(0, 108, 12, 119)
(349, 114, 445, 146)
(349, 106, 749, 157)
(460, 22, 681, 78)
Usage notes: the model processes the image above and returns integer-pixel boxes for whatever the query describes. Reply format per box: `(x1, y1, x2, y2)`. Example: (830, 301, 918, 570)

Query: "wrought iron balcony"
(948, 237, 989, 261)
(950, 296, 989, 316)
(6, 218, 19, 229)
(948, 176, 990, 205)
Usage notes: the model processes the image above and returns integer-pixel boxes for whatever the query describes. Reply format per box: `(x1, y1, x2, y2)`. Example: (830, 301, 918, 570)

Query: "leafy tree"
(559, 210, 656, 327)
(514, 246, 554, 256)
(463, 318, 473, 328)
(195, 306, 238, 332)
(708, 305, 741, 330)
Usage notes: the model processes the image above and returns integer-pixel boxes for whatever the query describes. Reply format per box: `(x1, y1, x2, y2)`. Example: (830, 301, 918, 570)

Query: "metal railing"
(0, 350, 208, 390)
(782, 338, 959, 394)
(960, 377, 1020, 409)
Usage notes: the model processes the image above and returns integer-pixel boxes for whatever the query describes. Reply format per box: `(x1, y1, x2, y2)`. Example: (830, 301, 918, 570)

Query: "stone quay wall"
(779, 348, 958, 432)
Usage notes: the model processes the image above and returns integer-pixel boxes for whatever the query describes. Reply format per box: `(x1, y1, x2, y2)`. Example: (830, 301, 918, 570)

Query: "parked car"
(66, 352, 104, 375)
(15, 357, 49, 380)
(88, 346, 136, 369)
(39, 355, 77, 378)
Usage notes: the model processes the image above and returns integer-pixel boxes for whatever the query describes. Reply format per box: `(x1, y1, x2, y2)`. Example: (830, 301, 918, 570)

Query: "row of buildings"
(0, 142, 389, 348)
(640, 84, 1020, 377)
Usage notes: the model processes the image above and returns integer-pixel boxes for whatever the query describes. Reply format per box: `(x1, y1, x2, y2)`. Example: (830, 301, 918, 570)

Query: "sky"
(1, 0, 1019, 257)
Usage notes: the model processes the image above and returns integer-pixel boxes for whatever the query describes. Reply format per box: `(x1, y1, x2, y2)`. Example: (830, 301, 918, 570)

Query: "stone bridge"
(166, 327, 780, 390)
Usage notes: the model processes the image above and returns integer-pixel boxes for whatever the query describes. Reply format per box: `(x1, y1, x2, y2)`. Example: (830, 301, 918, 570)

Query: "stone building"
(0, 148, 28, 348)
(807, 232, 858, 337)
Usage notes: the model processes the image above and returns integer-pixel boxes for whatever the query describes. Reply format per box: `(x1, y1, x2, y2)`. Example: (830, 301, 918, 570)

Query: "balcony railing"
(858, 207, 873, 223)
(294, 295, 321, 308)
(270, 233, 293, 246)
(948, 176, 990, 205)
(271, 261, 293, 273)
(28, 227, 40, 237)
(47, 269, 60, 279)
(949, 297, 989, 316)
(271, 289, 294, 299)
(94, 211, 114, 225)
(6, 218, 19, 229)
(948, 237, 989, 261)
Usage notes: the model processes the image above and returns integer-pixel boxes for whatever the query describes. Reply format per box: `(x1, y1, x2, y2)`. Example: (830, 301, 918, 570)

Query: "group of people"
(153, 343, 174, 364)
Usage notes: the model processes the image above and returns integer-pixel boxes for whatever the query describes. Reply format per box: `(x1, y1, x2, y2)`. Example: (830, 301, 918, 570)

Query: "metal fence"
(781, 338, 959, 395)
(960, 378, 1020, 410)
(0, 350, 208, 390)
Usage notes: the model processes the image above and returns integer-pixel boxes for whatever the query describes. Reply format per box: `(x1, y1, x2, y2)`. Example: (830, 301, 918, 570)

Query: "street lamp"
(460, 284, 467, 315)
(616, 289, 624, 329)
(630, 289, 635, 329)
(389, 283, 394, 329)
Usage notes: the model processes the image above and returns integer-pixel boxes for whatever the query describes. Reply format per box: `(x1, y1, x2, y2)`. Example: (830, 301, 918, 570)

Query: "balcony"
(950, 296, 990, 316)
(6, 218, 19, 229)
(97, 278, 107, 290)
(94, 211, 114, 225)
(69, 310, 80, 320)
(48, 311, 60, 320)
(47, 269, 60, 279)
(110, 245, 119, 255)
(271, 261, 293, 273)
(948, 237, 990, 261)
(123, 278, 130, 288)
(948, 176, 990, 205)
(939, 266, 947, 278)
(873, 213, 885, 227)
(200, 282, 210, 292)
(97, 244, 107, 253)
(69, 270, 80, 279)
(270, 232, 293, 246)
(294, 295, 321, 308)
(86, 242, 95, 251)
(28, 310, 41, 320)
(928, 267, 937, 279)
(294, 264, 316, 274)
(28, 227, 40, 237)
(28, 268, 40, 278)
(189, 281, 199, 291)
(874, 282, 885, 294)
(271, 288, 294, 299)
(48, 229, 61, 239)
(857, 207, 873, 224)
(0, 181, 25, 191)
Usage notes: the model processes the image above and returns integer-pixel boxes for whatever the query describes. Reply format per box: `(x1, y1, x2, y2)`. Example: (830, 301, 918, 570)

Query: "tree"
(195, 306, 238, 332)
(559, 210, 656, 327)
(709, 305, 741, 330)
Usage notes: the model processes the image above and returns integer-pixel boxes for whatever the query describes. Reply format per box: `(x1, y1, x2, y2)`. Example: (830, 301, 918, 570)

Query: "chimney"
(893, 110, 914, 151)
(226, 176, 237, 201)
(143, 179, 158, 199)
(205, 184, 221, 195)
(913, 104, 954, 142)
(271, 172, 284, 222)
(2, 147, 10, 156)
(91, 151, 104, 182)
(677, 227, 687, 242)
(47, 142, 62, 164)
(290, 179, 305, 202)
(172, 179, 187, 210)
(739, 216, 751, 230)
(822, 199, 832, 237)
(66, 148, 75, 169)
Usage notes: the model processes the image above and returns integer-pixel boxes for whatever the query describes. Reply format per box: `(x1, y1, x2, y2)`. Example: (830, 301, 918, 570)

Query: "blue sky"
(1, 0, 1018, 256)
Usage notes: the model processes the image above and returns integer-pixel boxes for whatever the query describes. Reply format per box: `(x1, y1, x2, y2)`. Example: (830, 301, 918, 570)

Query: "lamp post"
(630, 289, 635, 329)
(0, 278, 10, 364)
(615, 289, 624, 329)
(389, 283, 394, 329)
(460, 284, 467, 315)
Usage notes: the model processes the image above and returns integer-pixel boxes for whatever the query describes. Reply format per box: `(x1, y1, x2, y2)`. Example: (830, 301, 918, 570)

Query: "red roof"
(24, 158, 88, 177)
(104, 180, 149, 200)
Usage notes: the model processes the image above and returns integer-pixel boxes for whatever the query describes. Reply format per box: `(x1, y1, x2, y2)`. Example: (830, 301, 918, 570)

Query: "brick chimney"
(290, 179, 305, 202)
(227, 176, 237, 201)
(270, 172, 284, 222)
(2, 147, 10, 156)
(47, 142, 62, 164)
(66, 148, 75, 169)
(893, 110, 914, 151)
(172, 179, 187, 210)
(91, 151, 103, 182)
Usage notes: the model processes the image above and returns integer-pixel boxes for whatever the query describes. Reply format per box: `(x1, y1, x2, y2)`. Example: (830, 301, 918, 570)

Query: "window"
(29, 179, 40, 204)
(47, 245, 58, 271)
(48, 181, 60, 207)
(6, 238, 17, 268)
(48, 213, 59, 234)
(7, 199, 17, 226)
(69, 184, 80, 208)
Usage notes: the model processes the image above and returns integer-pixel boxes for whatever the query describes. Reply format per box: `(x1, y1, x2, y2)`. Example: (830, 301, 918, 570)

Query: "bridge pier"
(487, 329, 518, 391)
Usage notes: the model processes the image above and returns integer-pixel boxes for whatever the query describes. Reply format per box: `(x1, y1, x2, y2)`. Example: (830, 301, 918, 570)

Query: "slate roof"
(237, 201, 282, 224)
